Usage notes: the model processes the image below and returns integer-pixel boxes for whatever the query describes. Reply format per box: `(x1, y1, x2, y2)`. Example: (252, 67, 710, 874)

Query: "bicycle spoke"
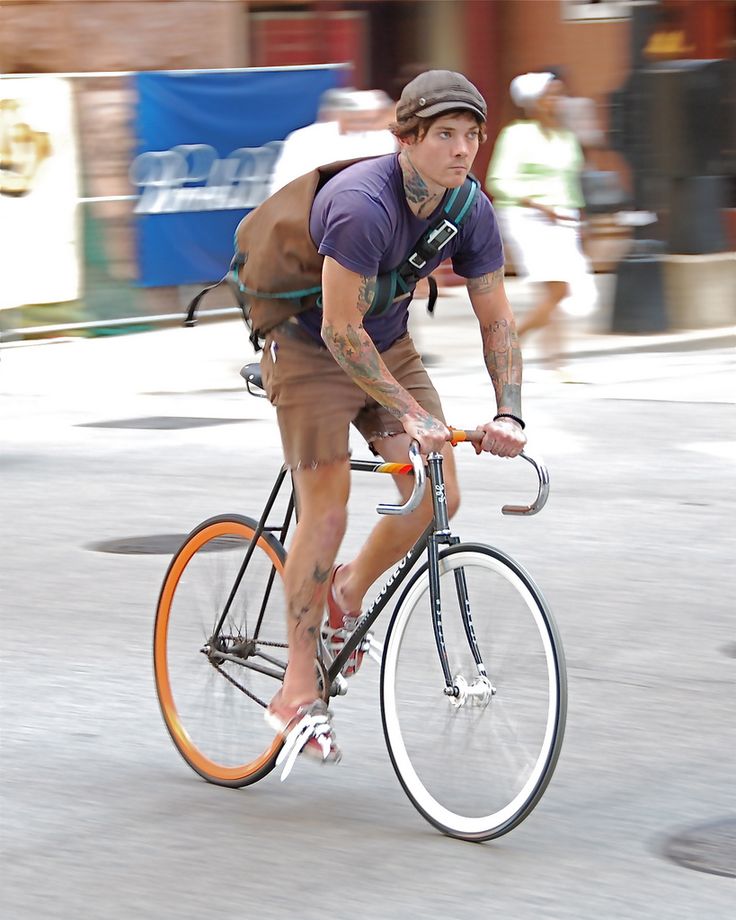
(382, 546, 566, 840)
(154, 516, 288, 786)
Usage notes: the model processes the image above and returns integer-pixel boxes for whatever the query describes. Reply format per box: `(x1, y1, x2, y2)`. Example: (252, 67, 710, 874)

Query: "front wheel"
(153, 514, 288, 787)
(380, 544, 567, 841)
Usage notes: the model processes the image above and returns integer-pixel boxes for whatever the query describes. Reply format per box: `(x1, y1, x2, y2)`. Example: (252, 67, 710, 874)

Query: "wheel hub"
(446, 674, 496, 708)
(202, 634, 255, 664)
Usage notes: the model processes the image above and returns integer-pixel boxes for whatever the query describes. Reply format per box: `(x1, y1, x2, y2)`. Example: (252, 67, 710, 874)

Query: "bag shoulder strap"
(402, 174, 479, 280)
(367, 175, 479, 318)
(184, 173, 479, 333)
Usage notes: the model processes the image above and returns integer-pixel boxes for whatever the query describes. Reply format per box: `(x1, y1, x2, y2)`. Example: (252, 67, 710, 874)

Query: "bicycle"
(153, 363, 567, 842)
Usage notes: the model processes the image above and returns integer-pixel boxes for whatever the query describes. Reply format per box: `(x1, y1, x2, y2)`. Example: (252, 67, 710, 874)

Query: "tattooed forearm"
(481, 318, 523, 414)
(323, 320, 417, 419)
(466, 267, 504, 297)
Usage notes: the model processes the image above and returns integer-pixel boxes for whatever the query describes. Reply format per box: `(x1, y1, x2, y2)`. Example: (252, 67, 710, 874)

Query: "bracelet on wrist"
(493, 413, 525, 430)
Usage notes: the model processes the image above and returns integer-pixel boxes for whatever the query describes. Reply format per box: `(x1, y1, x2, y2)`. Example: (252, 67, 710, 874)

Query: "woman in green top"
(486, 72, 591, 371)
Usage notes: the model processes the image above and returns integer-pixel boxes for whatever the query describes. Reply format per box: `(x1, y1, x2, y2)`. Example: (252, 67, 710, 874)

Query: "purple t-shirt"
(301, 154, 504, 352)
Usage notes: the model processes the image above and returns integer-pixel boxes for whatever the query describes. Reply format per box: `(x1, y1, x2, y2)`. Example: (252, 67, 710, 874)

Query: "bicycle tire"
(153, 514, 287, 787)
(380, 543, 566, 841)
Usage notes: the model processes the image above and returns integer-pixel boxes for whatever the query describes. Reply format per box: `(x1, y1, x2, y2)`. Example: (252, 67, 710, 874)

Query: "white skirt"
(497, 206, 587, 283)
(496, 206, 598, 317)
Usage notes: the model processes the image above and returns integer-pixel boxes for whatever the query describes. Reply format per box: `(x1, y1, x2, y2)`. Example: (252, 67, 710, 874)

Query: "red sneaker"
(321, 566, 366, 678)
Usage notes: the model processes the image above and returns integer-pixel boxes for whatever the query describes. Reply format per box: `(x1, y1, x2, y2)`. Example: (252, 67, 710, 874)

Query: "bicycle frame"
(327, 452, 459, 687)
(210, 455, 430, 688)
(210, 445, 548, 700)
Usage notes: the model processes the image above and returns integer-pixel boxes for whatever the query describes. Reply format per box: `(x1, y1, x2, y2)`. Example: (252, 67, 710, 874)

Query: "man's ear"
(397, 134, 415, 150)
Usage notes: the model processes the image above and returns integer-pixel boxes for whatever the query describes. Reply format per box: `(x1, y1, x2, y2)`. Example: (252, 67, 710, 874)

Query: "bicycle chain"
(208, 638, 287, 707)
(210, 660, 267, 707)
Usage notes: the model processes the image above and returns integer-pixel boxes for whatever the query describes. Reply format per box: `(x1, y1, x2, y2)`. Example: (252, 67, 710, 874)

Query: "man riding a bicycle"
(258, 70, 527, 762)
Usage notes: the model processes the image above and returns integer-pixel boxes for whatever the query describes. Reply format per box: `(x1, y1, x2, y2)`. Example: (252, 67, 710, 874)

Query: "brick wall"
(0, 1, 245, 74)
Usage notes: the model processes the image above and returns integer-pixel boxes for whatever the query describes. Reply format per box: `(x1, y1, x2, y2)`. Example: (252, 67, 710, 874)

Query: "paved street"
(2, 295, 735, 919)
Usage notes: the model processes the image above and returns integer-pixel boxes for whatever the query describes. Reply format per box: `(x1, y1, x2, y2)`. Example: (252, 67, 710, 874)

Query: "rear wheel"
(381, 544, 566, 840)
(153, 515, 287, 786)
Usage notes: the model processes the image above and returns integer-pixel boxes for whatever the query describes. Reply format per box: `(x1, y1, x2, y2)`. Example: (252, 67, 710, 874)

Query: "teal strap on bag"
(367, 270, 400, 318)
(231, 263, 321, 301)
(184, 175, 479, 332)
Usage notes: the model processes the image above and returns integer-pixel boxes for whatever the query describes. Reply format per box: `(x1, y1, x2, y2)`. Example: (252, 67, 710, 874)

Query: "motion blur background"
(1, 0, 734, 339)
(2, 5, 736, 915)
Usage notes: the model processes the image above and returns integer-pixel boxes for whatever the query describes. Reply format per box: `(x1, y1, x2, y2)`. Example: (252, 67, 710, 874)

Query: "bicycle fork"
(426, 454, 496, 708)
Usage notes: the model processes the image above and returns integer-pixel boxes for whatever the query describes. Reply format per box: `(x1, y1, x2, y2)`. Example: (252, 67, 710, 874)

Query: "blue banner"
(132, 67, 343, 287)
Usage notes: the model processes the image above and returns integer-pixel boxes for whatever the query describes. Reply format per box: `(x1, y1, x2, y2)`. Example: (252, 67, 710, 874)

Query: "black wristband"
(493, 413, 526, 430)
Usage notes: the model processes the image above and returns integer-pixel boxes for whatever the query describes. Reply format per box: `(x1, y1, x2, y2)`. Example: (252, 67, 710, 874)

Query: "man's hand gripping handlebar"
(377, 429, 549, 518)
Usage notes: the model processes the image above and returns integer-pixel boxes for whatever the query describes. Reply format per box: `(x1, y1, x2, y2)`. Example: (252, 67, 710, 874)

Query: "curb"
(553, 327, 736, 362)
(2, 307, 734, 364)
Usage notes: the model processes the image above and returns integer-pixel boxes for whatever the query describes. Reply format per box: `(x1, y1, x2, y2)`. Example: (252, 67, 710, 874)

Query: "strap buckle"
(427, 218, 459, 251)
(407, 219, 459, 271)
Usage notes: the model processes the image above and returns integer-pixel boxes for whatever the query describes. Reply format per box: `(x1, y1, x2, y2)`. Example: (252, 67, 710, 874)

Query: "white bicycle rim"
(381, 547, 563, 838)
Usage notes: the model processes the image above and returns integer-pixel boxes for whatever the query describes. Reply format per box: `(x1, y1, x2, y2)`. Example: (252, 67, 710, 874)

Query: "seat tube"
(214, 464, 291, 639)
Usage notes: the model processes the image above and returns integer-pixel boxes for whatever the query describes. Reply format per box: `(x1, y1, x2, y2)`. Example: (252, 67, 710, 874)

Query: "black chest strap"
(365, 175, 479, 318)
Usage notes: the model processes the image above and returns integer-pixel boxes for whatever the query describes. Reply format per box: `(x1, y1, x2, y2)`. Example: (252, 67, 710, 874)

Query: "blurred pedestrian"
(486, 72, 594, 376)
(269, 88, 397, 195)
(542, 65, 605, 167)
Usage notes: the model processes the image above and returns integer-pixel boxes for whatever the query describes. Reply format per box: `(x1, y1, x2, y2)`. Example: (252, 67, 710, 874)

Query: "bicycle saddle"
(240, 363, 264, 392)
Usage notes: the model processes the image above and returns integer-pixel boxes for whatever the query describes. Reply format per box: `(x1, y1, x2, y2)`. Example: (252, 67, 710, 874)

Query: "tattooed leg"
(279, 460, 351, 707)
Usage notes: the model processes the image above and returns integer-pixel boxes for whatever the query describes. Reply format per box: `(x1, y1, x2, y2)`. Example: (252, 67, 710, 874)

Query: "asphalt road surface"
(2, 322, 735, 919)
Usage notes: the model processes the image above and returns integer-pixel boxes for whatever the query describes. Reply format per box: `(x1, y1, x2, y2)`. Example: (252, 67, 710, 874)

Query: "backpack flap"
(234, 157, 379, 342)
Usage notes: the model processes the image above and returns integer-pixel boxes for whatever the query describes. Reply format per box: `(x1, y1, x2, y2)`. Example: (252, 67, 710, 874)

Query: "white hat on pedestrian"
(510, 72, 556, 109)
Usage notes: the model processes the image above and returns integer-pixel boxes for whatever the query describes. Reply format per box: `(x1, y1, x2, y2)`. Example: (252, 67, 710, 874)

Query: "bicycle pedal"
(331, 673, 349, 696)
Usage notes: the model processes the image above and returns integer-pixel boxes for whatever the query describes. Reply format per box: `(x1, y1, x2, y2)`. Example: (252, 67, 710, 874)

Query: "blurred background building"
(1, 0, 734, 335)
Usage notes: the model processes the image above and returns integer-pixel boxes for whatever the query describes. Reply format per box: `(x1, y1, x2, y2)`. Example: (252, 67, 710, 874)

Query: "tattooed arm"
(467, 268, 522, 414)
(466, 268, 527, 457)
(321, 256, 449, 453)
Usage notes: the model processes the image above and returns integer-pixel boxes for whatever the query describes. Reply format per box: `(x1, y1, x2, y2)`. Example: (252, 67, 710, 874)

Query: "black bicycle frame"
(212, 451, 488, 696)
(212, 464, 294, 642)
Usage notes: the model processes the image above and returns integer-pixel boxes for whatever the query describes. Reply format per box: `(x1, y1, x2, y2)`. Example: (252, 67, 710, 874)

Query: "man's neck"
(399, 150, 445, 219)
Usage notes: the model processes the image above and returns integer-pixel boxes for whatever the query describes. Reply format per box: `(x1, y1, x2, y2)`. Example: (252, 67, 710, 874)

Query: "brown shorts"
(260, 327, 445, 470)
